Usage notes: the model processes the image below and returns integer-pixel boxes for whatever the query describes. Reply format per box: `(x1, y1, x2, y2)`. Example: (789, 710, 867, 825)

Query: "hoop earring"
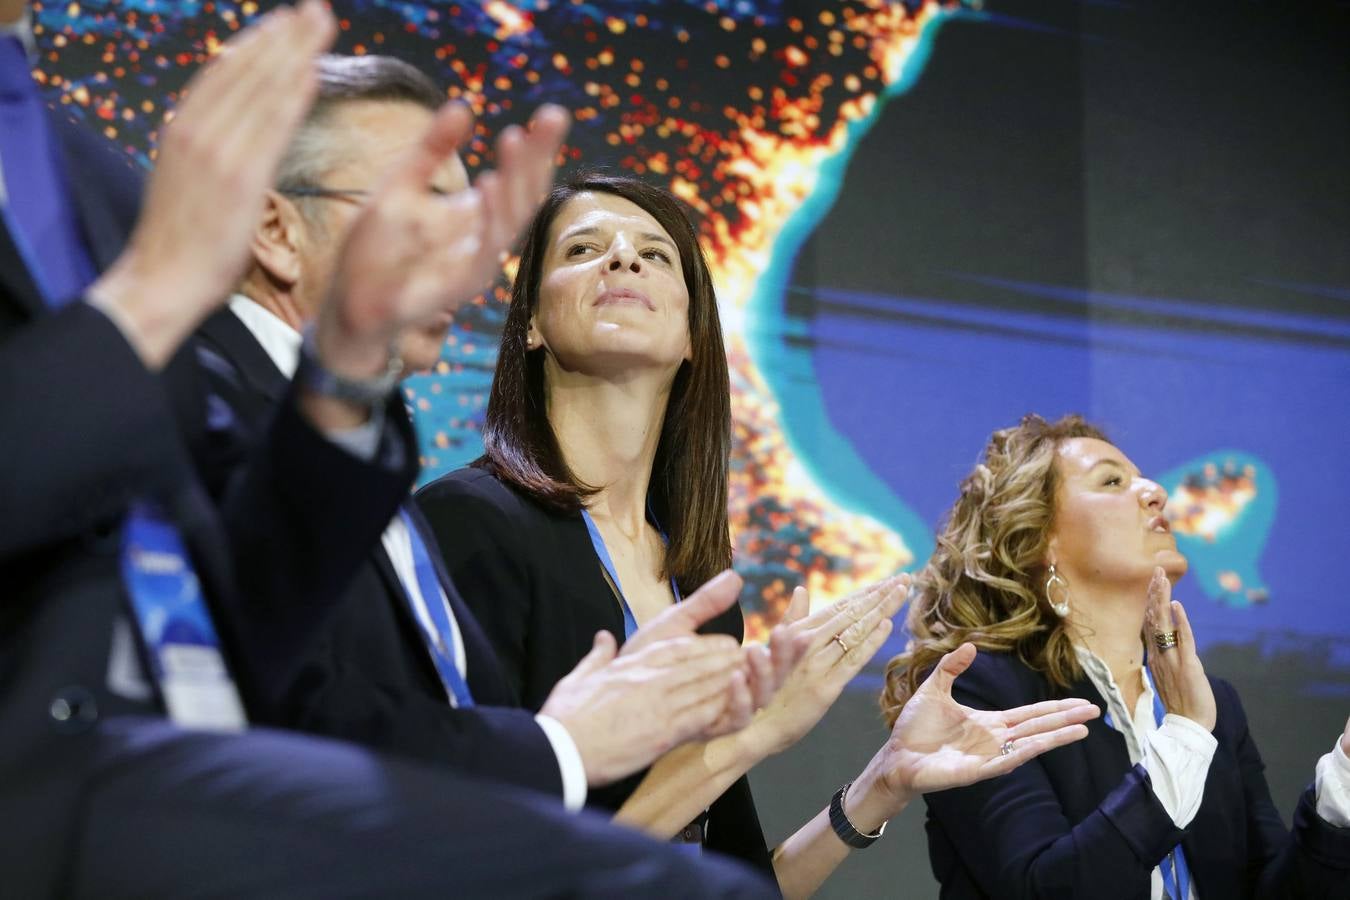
(1045, 565, 1070, 618)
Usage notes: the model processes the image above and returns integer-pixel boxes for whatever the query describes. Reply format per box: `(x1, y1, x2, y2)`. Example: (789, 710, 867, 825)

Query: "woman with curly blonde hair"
(882, 413, 1350, 900)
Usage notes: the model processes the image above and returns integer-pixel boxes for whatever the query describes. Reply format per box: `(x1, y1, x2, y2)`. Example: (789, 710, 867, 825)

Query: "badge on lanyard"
(120, 501, 248, 732)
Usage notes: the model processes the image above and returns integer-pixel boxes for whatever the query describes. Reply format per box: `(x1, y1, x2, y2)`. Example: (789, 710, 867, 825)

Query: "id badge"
(120, 502, 247, 732)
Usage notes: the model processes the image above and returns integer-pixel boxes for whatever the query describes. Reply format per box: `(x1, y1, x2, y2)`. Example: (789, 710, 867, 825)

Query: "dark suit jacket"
(415, 465, 775, 873)
(182, 307, 564, 796)
(923, 650, 1350, 899)
(0, 113, 415, 895)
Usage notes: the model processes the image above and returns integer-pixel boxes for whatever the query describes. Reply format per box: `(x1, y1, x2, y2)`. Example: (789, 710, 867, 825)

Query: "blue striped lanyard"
(1104, 667, 1191, 900)
(580, 508, 682, 639)
(120, 500, 248, 731)
(398, 507, 474, 708)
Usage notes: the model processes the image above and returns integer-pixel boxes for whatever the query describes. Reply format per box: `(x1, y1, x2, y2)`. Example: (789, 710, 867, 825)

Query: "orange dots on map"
(39, 0, 964, 625)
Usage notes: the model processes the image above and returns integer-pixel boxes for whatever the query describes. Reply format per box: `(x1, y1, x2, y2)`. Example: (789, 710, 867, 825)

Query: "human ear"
(250, 190, 305, 288)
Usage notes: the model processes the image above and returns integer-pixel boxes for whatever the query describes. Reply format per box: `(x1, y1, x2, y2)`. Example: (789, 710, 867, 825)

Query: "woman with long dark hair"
(417, 175, 1097, 896)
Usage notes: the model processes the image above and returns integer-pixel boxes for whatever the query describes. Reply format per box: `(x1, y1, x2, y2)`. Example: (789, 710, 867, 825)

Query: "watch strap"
(296, 327, 402, 407)
(829, 780, 885, 849)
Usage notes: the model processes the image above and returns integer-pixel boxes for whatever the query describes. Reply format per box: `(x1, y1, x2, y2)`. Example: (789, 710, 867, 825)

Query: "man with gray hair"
(180, 52, 786, 818)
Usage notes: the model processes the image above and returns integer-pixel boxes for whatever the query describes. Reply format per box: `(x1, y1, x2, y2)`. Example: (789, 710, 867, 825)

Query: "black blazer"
(181, 308, 564, 796)
(923, 650, 1350, 899)
(0, 115, 416, 895)
(415, 466, 775, 872)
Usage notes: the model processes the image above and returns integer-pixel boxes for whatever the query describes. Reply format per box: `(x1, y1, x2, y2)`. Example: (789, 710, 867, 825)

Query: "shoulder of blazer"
(418, 465, 559, 534)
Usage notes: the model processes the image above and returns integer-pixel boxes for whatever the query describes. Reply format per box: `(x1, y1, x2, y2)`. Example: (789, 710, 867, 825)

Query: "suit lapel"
(197, 308, 290, 403)
(562, 513, 630, 645)
(56, 123, 130, 273)
(0, 215, 45, 323)
(1064, 676, 1136, 812)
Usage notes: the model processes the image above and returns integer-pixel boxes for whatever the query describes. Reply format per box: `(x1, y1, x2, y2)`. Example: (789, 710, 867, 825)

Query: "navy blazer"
(179, 307, 564, 796)
(0, 114, 415, 895)
(923, 650, 1350, 899)
(415, 466, 775, 874)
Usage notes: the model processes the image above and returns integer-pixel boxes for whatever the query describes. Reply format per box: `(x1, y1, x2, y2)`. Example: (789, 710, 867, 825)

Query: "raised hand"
(738, 575, 911, 758)
(314, 102, 571, 381)
(618, 570, 792, 739)
(1145, 566, 1217, 730)
(91, 0, 337, 368)
(841, 643, 1100, 831)
(539, 630, 745, 787)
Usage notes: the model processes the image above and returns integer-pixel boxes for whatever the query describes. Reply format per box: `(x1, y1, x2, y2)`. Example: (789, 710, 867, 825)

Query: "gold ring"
(1153, 630, 1179, 651)
(831, 633, 851, 654)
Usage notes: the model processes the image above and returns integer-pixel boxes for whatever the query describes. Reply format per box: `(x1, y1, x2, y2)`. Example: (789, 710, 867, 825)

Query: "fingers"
(211, 3, 337, 165)
(479, 104, 570, 251)
(821, 576, 907, 660)
(702, 669, 754, 739)
(920, 642, 977, 698)
(670, 675, 747, 744)
(782, 585, 810, 626)
(673, 570, 743, 632)
(839, 616, 893, 673)
(999, 696, 1099, 729)
(1145, 566, 1175, 638)
(1172, 600, 1197, 654)
(390, 102, 477, 197)
(798, 573, 902, 632)
(979, 723, 1091, 780)
(1003, 699, 1100, 743)
(569, 630, 619, 680)
(744, 644, 775, 711)
(624, 570, 742, 655)
(767, 620, 803, 692)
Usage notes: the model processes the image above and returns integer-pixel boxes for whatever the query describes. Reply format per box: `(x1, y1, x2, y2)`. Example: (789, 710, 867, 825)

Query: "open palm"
(881, 643, 1099, 797)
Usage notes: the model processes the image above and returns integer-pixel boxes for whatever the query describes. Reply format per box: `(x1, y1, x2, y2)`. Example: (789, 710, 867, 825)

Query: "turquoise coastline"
(740, 9, 970, 571)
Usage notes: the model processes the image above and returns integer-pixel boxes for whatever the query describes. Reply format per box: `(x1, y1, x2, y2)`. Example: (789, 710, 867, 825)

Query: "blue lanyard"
(580, 508, 682, 640)
(119, 500, 248, 730)
(398, 507, 474, 708)
(1104, 667, 1191, 900)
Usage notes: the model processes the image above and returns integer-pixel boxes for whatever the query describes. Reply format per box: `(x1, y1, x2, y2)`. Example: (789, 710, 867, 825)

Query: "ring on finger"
(1153, 630, 1179, 652)
(831, 633, 851, 654)
(999, 739, 1016, 757)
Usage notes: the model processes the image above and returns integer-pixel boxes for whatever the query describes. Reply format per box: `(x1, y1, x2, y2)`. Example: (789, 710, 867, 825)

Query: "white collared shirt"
(1075, 644, 1350, 899)
(227, 294, 587, 810)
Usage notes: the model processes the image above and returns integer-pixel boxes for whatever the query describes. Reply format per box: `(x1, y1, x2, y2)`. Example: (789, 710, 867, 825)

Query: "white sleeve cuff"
(322, 404, 386, 462)
(534, 714, 588, 813)
(1314, 737, 1350, 828)
(1142, 713, 1218, 828)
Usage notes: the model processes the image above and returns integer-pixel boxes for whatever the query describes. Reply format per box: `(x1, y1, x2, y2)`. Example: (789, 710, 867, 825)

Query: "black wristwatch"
(295, 327, 403, 407)
(829, 781, 886, 849)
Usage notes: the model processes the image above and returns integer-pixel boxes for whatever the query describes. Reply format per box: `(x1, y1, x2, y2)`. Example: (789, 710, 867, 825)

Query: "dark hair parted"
(478, 173, 732, 594)
(880, 413, 1110, 726)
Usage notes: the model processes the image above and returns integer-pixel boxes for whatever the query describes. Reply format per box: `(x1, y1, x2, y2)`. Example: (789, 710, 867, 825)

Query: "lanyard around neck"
(580, 508, 683, 639)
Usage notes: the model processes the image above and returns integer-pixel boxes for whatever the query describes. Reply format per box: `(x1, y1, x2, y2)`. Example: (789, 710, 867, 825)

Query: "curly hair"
(880, 413, 1109, 726)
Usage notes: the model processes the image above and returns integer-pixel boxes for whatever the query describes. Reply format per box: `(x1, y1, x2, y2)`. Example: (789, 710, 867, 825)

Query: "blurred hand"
(540, 630, 744, 787)
(91, 0, 336, 368)
(844, 643, 1100, 830)
(1339, 716, 1349, 757)
(1145, 566, 1217, 731)
(738, 575, 910, 759)
(314, 102, 570, 381)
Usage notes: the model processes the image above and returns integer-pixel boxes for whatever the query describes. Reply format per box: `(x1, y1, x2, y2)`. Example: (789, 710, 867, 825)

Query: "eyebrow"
(1086, 458, 1139, 477)
(557, 225, 677, 250)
